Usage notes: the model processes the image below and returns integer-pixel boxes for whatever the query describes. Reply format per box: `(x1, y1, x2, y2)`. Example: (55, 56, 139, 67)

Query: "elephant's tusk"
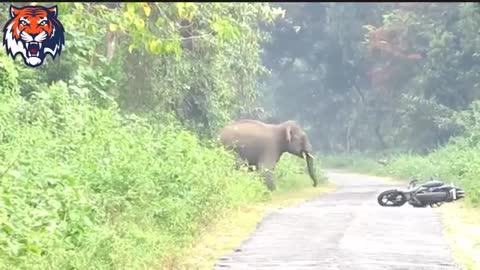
(307, 152, 315, 159)
(302, 152, 306, 159)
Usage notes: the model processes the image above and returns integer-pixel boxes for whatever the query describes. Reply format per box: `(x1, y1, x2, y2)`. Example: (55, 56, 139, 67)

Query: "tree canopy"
(262, 3, 480, 154)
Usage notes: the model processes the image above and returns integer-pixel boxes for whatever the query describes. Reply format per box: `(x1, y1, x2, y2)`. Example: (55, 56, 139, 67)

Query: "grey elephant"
(218, 119, 319, 190)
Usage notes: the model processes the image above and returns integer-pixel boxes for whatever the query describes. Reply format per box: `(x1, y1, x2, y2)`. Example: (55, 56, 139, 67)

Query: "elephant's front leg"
(257, 158, 277, 191)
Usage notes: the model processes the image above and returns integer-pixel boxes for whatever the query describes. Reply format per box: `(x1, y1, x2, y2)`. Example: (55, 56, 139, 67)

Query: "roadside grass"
(439, 202, 480, 270)
(321, 154, 385, 175)
(3, 85, 334, 270)
(169, 182, 334, 270)
(160, 155, 334, 269)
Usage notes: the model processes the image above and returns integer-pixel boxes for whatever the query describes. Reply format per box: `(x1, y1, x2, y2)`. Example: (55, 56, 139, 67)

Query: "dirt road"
(214, 171, 460, 270)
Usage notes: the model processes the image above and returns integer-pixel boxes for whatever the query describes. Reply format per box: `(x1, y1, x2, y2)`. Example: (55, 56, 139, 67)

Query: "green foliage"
(0, 83, 269, 269)
(103, 2, 283, 137)
(321, 154, 381, 174)
(0, 3, 330, 269)
(1, 2, 282, 137)
(262, 3, 480, 154)
(274, 155, 327, 192)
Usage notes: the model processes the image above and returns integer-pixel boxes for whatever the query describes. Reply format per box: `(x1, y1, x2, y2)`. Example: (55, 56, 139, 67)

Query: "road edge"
(164, 184, 336, 269)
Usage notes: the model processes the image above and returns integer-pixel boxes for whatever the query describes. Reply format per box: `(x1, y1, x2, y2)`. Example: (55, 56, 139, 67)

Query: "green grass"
(0, 82, 329, 269)
(321, 154, 385, 175)
(274, 154, 328, 192)
(439, 202, 480, 270)
(0, 83, 269, 269)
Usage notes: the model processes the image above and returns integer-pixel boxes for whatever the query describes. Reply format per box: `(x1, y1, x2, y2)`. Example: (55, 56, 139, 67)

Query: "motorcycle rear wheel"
(377, 189, 407, 207)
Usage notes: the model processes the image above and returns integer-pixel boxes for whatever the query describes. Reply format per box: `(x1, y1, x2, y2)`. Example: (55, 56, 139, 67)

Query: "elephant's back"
(218, 120, 281, 166)
(219, 121, 275, 153)
(219, 121, 273, 143)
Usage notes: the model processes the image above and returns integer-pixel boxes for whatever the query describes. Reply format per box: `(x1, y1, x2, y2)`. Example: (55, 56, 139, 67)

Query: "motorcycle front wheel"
(377, 189, 407, 207)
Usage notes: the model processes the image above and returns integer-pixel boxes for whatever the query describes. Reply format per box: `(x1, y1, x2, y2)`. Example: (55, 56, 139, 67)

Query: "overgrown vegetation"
(0, 2, 327, 269)
(0, 83, 270, 269)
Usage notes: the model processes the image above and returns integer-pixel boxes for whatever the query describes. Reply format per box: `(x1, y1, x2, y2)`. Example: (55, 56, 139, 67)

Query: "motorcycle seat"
(421, 180, 444, 188)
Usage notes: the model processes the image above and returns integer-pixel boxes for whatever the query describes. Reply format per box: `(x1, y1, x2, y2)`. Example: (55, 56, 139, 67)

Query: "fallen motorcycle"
(377, 178, 465, 208)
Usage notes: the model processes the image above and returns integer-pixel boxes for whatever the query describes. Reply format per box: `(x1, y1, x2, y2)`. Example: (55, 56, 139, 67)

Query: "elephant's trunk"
(304, 152, 318, 187)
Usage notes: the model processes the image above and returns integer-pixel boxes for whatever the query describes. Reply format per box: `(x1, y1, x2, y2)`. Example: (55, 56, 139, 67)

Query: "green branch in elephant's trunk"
(304, 152, 319, 187)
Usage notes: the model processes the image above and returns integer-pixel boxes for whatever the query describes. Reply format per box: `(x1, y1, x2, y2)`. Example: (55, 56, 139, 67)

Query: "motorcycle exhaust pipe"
(415, 192, 450, 204)
(455, 188, 465, 199)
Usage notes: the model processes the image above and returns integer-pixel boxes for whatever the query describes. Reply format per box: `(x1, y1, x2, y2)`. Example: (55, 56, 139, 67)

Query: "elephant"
(218, 119, 319, 190)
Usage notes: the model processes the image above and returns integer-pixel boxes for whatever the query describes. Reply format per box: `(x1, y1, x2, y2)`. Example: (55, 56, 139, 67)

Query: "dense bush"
(0, 3, 328, 269)
(0, 82, 269, 269)
(321, 154, 381, 174)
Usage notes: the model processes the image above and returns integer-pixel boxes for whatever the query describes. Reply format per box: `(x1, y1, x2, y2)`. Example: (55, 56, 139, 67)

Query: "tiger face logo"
(2, 5, 65, 68)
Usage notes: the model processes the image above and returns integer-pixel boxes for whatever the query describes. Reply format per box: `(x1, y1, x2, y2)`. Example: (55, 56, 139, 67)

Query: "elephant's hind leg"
(257, 159, 277, 191)
(262, 169, 276, 191)
(233, 155, 250, 171)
